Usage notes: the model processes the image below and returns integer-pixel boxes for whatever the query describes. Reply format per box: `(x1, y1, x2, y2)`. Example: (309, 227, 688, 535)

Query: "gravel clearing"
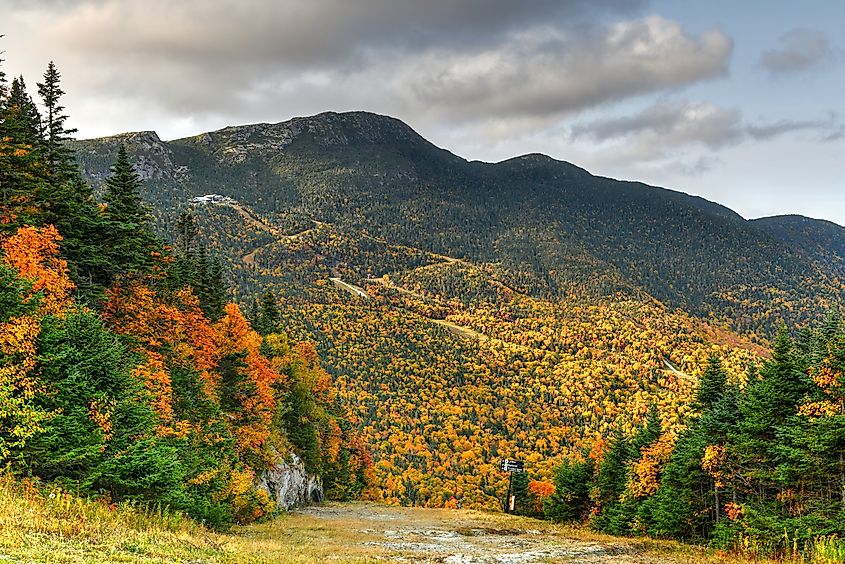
(294, 503, 681, 563)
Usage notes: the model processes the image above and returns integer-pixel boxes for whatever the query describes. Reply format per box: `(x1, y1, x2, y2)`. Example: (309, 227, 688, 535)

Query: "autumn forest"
(3, 46, 845, 562)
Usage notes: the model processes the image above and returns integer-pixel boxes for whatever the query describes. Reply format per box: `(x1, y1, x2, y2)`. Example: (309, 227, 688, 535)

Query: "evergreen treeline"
(0, 51, 371, 528)
(544, 318, 845, 559)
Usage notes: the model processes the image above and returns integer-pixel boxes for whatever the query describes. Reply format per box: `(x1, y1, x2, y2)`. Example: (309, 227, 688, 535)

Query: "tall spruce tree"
(634, 404, 662, 451)
(102, 144, 159, 280)
(37, 62, 77, 183)
(695, 356, 728, 412)
(202, 256, 226, 321)
(29, 62, 110, 300)
(4, 77, 42, 146)
(0, 77, 46, 229)
(167, 212, 227, 320)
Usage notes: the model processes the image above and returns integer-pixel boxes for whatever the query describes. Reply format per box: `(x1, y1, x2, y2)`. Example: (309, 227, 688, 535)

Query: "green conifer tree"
(695, 356, 728, 412)
(634, 404, 662, 451)
(102, 144, 160, 280)
(37, 62, 78, 183)
(0, 77, 46, 229)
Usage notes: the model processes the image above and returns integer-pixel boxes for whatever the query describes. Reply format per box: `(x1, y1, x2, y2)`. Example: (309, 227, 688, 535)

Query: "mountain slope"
(72, 111, 831, 507)
(75, 111, 845, 333)
(752, 214, 845, 279)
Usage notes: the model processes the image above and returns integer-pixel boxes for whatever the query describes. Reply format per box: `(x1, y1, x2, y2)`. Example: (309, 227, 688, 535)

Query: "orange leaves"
(528, 479, 555, 499)
(326, 418, 343, 463)
(0, 316, 39, 364)
(215, 303, 284, 459)
(172, 289, 221, 398)
(102, 284, 160, 346)
(132, 353, 174, 430)
(799, 400, 840, 417)
(588, 436, 608, 466)
(216, 303, 261, 356)
(724, 501, 744, 521)
(0, 226, 71, 457)
(810, 365, 841, 392)
(104, 284, 227, 431)
(528, 479, 555, 513)
(801, 360, 845, 418)
(1, 225, 75, 315)
(701, 444, 728, 488)
(629, 434, 677, 498)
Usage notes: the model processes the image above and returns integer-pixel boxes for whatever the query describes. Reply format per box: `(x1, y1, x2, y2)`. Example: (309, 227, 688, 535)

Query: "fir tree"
(0, 35, 7, 99)
(695, 355, 728, 412)
(3, 77, 42, 146)
(202, 256, 226, 321)
(511, 471, 531, 516)
(102, 144, 159, 280)
(634, 404, 662, 451)
(544, 457, 593, 522)
(253, 290, 281, 334)
(37, 62, 78, 183)
(0, 77, 46, 228)
(168, 213, 228, 320)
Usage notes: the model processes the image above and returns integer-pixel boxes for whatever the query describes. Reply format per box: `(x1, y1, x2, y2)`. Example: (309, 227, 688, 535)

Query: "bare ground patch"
(292, 503, 697, 563)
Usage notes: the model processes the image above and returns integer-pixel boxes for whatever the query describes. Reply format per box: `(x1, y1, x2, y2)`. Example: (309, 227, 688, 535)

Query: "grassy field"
(3, 475, 837, 563)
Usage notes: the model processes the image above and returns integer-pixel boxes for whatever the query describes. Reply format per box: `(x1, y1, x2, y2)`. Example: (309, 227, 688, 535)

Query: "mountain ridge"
(86, 112, 840, 228)
(74, 110, 845, 335)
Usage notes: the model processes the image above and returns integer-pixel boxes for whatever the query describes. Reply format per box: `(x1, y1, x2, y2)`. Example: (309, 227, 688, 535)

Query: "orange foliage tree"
(215, 303, 284, 462)
(0, 225, 77, 457)
(1, 225, 74, 315)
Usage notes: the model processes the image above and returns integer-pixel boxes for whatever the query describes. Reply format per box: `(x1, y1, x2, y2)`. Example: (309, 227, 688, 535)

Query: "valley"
(3, 5, 845, 560)
(68, 152, 767, 510)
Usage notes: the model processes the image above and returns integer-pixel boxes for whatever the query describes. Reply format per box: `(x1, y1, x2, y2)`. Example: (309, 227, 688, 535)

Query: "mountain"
(70, 110, 845, 508)
(75, 111, 845, 334)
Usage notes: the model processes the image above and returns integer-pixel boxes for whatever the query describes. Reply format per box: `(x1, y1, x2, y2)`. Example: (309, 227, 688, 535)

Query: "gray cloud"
(759, 28, 839, 75)
(402, 17, 731, 122)
(745, 115, 841, 141)
(38, 0, 644, 67)
(571, 101, 740, 148)
(570, 100, 841, 165)
(2, 0, 733, 138)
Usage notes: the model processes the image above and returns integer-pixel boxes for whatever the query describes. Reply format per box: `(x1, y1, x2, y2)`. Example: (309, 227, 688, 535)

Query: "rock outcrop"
(258, 454, 324, 510)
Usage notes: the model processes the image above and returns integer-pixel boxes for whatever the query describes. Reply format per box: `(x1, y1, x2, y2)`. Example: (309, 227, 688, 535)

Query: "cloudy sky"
(2, 0, 843, 223)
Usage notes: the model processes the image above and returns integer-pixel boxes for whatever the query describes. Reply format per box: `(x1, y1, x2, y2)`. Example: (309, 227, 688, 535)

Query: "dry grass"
(0, 476, 830, 563)
(0, 476, 385, 563)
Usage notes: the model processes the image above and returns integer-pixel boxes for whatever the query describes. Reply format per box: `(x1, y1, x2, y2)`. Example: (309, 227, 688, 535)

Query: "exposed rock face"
(75, 130, 178, 183)
(258, 454, 324, 510)
(182, 111, 423, 165)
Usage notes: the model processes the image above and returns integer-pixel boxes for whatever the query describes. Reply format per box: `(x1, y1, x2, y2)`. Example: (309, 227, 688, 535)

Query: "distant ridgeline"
(73, 111, 845, 336)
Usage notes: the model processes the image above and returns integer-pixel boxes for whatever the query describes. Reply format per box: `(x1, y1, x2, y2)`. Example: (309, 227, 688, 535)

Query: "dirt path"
(227, 203, 323, 267)
(661, 358, 699, 384)
(432, 319, 488, 341)
(229, 203, 281, 237)
(292, 503, 682, 563)
(243, 248, 259, 266)
(330, 277, 371, 299)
